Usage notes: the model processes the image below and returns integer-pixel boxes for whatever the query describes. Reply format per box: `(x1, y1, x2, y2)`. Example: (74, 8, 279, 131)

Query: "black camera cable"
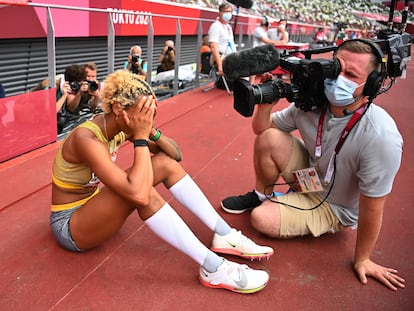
(263, 154, 337, 211)
(263, 97, 371, 211)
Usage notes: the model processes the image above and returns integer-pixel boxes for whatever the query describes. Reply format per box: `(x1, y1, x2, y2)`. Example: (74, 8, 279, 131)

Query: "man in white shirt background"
(208, 3, 237, 78)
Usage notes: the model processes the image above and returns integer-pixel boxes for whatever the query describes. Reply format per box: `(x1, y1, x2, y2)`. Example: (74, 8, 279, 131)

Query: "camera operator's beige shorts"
(276, 136, 345, 238)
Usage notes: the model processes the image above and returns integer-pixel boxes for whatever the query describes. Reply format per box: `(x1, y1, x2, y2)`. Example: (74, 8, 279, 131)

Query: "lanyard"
(315, 105, 368, 184)
(222, 24, 233, 53)
(223, 23, 231, 35)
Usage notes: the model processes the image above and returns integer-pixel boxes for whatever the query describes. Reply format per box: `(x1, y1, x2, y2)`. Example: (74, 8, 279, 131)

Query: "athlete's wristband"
(149, 129, 162, 141)
(133, 139, 149, 147)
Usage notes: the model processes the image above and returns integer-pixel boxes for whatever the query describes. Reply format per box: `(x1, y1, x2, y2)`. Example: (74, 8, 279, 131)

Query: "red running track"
(1, 54, 413, 310)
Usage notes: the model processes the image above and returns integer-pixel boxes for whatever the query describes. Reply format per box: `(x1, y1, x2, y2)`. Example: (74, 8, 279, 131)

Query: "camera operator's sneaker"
(199, 259, 269, 294)
(221, 190, 262, 214)
(211, 228, 274, 260)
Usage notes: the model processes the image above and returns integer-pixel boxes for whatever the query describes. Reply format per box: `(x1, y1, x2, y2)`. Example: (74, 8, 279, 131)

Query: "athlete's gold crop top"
(52, 120, 126, 190)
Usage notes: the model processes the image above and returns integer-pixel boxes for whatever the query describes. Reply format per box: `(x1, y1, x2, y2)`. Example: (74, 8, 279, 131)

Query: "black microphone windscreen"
(227, 0, 253, 9)
(222, 44, 280, 81)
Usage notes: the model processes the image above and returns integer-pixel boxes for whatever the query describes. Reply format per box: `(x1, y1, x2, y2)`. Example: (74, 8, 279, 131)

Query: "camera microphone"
(222, 44, 280, 81)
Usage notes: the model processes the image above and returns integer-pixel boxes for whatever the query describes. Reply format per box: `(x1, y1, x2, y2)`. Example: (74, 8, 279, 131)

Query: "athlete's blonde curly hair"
(100, 69, 153, 113)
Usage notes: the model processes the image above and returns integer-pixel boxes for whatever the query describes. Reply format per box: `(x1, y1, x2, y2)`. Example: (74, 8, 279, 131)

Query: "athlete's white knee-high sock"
(169, 174, 231, 236)
(145, 203, 223, 272)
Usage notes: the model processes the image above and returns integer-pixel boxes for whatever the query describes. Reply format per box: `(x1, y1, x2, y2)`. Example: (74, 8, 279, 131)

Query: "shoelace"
(238, 191, 256, 200)
(234, 230, 257, 248)
(228, 261, 250, 272)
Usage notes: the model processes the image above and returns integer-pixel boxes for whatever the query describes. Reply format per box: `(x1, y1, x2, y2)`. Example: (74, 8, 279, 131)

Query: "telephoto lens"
(69, 81, 81, 93)
(232, 79, 288, 117)
(87, 80, 99, 92)
(131, 54, 139, 63)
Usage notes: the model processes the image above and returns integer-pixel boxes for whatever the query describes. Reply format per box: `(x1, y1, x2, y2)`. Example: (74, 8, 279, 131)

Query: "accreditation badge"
(292, 167, 324, 193)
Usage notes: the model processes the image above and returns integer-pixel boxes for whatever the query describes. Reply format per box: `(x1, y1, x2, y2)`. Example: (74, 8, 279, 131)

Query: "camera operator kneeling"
(222, 39, 406, 291)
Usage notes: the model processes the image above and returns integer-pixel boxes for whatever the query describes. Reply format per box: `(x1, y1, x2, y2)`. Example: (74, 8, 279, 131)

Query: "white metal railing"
(23, 2, 250, 96)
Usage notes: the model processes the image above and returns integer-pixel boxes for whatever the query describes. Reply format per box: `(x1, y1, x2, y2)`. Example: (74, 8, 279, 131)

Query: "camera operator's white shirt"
(208, 19, 236, 55)
(272, 103, 402, 228)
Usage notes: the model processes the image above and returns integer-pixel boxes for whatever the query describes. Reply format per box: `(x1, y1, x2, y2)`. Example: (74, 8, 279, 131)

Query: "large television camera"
(224, 30, 411, 117)
(232, 57, 342, 116)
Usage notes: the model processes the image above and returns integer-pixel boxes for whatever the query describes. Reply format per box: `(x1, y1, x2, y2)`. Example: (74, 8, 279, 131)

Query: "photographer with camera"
(221, 39, 406, 291)
(124, 45, 147, 78)
(56, 64, 85, 133)
(58, 64, 84, 113)
(57, 63, 101, 133)
(157, 40, 176, 74)
(83, 62, 101, 111)
(64, 63, 100, 114)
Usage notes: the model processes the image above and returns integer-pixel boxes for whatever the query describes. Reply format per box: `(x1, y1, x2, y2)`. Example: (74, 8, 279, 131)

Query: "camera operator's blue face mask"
(324, 75, 365, 107)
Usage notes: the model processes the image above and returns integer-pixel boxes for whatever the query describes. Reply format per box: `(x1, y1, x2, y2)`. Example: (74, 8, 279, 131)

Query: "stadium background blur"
(176, 0, 413, 29)
(0, 0, 411, 163)
(0, 0, 412, 97)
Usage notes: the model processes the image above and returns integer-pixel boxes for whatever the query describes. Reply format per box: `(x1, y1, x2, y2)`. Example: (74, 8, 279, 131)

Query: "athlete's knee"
(152, 152, 181, 172)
